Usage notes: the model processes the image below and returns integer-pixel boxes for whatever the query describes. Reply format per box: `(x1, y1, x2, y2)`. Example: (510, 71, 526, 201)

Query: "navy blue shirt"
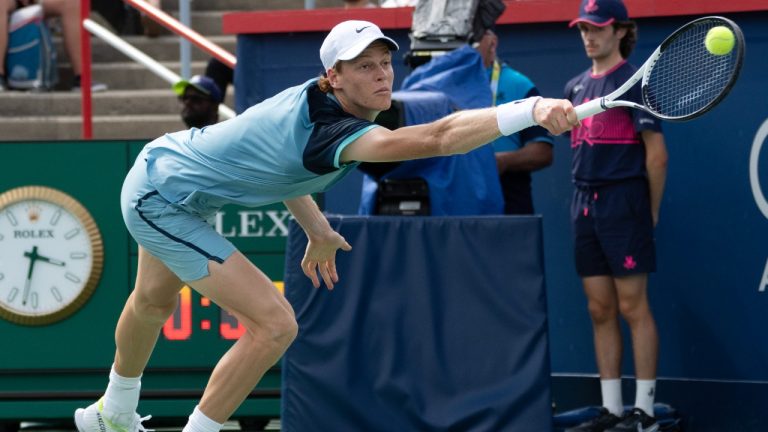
(564, 60, 662, 186)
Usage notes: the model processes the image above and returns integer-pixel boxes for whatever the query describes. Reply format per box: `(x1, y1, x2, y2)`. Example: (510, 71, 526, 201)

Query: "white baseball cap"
(320, 20, 399, 71)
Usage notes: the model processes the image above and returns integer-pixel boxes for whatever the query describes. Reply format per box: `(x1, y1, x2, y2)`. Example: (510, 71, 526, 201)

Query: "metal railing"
(78, 0, 238, 138)
(122, 0, 236, 68)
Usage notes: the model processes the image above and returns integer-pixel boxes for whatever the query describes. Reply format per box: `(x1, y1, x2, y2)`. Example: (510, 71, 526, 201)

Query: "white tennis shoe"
(74, 398, 153, 432)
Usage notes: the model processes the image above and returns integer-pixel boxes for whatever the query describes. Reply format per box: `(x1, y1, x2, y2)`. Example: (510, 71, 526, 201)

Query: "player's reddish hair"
(317, 62, 344, 93)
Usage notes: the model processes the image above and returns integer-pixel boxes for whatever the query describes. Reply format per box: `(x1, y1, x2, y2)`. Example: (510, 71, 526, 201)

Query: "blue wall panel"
(235, 30, 412, 113)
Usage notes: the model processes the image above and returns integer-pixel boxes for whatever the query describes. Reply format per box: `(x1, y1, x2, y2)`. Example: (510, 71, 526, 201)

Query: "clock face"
(0, 186, 103, 325)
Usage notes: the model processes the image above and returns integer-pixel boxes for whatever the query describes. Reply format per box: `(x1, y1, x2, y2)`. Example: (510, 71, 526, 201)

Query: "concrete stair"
(0, 0, 345, 141)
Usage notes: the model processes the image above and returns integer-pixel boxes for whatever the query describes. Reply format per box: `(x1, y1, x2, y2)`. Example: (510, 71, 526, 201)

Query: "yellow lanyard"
(490, 59, 501, 107)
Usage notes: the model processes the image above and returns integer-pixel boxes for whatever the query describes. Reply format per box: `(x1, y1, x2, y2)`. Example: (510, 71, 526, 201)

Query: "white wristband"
(496, 96, 541, 136)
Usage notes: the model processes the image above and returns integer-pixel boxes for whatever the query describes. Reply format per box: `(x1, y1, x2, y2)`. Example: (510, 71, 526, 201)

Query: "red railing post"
(80, 0, 93, 139)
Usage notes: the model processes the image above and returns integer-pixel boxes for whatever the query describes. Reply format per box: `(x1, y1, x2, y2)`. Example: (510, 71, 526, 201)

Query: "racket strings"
(644, 19, 740, 119)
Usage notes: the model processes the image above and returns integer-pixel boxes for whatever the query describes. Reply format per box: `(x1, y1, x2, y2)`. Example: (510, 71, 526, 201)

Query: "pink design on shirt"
(571, 98, 640, 148)
(623, 256, 637, 270)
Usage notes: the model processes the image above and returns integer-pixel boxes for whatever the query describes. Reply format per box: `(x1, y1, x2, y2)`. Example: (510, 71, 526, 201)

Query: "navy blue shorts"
(571, 178, 656, 277)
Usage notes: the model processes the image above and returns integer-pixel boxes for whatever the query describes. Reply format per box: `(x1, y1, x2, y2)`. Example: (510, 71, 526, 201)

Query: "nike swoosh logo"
(355, 26, 371, 33)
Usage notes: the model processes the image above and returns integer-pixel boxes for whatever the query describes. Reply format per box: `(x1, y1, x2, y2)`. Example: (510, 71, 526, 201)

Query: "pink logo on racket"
(623, 256, 637, 270)
(585, 0, 598, 13)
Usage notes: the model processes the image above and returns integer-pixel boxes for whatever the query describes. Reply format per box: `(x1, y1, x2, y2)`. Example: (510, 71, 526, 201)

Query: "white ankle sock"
(600, 378, 624, 416)
(103, 364, 141, 423)
(635, 379, 656, 417)
(182, 406, 223, 432)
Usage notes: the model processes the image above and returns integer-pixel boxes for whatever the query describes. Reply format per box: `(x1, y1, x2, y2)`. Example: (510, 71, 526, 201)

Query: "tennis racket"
(574, 16, 745, 122)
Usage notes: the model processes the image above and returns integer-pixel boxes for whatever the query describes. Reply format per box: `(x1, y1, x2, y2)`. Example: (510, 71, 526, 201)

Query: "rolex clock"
(0, 185, 104, 326)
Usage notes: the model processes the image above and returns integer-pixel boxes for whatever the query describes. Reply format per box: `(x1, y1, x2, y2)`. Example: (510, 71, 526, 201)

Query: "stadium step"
(54, 36, 237, 64)
(55, 61, 210, 91)
(0, 0, 346, 141)
(0, 89, 235, 116)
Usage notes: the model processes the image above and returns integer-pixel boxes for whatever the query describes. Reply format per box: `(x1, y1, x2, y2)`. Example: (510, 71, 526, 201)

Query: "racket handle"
(574, 98, 606, 120)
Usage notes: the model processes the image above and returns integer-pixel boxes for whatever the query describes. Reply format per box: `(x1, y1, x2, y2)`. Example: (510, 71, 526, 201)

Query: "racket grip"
(574, 98, 606, 120)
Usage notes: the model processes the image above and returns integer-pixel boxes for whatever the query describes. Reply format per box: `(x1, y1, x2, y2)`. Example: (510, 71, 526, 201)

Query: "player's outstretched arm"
(340, 97, 577, 164)
(283, 195, 352, 290)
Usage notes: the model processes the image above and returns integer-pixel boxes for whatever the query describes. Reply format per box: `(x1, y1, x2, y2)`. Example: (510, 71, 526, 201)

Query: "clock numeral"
(50, 209, 62, 226)
(64, 228, 81, 240)
(6, 211, 18, 227)
(70, 252, 87, 259)
(51, 286, 63, 302)
(30, 292, 38, 309)
(65, 272, 81, 283)
(7, 287, 19, 303)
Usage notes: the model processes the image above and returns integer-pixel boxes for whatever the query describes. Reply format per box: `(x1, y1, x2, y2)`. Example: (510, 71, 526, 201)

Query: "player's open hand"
(533, 98, 580, 135)
(301, 230, 352, 290)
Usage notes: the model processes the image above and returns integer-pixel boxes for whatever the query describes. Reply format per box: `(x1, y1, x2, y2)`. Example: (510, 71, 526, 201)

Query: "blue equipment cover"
(359, 90, 503, 216)
(401, 45, 492, 110)
(359, 45, 503, 216)
(281, 216, 552, 431)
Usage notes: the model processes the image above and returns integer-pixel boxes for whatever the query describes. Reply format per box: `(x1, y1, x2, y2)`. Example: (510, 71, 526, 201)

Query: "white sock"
(635, 379, 656, 417)
(601, 378, 624, 416)
(182, 406, 223, 432)
(103, 365, 142, 425)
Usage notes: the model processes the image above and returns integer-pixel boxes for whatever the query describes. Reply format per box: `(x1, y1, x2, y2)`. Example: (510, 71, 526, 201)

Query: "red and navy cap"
(569, 0, 629, 28)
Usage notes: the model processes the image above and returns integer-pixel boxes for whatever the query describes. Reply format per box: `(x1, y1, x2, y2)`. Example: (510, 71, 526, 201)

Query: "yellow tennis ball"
(705, 26, 735, 56)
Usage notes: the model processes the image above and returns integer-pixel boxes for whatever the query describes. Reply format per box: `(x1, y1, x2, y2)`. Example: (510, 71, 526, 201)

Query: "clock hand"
(36, 253, 66, 267)
(22, 246, 39, 306)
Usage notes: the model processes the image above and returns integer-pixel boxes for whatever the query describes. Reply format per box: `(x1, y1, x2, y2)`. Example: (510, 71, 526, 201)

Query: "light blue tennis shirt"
(144, 78, 378, 215)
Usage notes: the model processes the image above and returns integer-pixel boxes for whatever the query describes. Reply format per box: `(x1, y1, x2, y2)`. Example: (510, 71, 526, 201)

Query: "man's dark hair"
(614, 21, 637, 59)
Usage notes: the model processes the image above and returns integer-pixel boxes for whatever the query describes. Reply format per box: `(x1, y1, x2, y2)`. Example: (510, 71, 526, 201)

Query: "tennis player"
(74, 20, 578, 432)
(562, 1, 668, 431)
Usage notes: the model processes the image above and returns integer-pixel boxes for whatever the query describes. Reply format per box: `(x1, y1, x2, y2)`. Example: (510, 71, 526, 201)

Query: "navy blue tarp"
(281, 216, 552, 431)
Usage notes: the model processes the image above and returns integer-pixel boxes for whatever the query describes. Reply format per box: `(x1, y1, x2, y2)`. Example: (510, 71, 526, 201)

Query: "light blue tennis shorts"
(120, 148, 236, 282)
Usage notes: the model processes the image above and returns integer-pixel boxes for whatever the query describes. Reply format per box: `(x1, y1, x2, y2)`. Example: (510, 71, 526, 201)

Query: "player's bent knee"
(247, 310, 298, 348)
(130, 291, 179, 324)
(266, 312, 298, 345)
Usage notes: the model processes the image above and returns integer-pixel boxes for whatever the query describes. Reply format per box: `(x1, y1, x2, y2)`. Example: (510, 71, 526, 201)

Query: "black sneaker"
(565, 407, 623, 432)
(606, 408, 659, 432)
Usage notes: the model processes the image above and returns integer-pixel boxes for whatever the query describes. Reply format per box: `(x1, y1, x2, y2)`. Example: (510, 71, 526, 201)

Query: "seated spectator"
(173, 74, 222, 129)
(0, 0, 107, 91)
